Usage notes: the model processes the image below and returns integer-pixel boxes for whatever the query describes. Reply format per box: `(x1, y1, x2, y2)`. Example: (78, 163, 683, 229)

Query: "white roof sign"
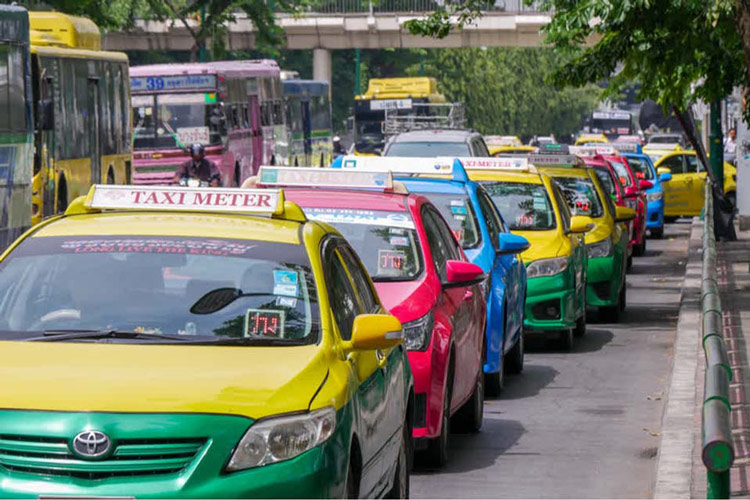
(457, 157, 528, 170)
(258, 166, 393, 190)
(340, 156, 454, 175)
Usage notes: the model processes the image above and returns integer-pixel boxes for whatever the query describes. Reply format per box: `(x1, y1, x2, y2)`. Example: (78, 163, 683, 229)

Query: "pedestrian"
(724, 127, 737, 165)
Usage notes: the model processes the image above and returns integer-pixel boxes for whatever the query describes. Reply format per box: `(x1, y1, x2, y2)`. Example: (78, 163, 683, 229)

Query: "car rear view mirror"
(568, 215, 595, 234)
(614, 206, 636, 223)
(658, 171, 672, 182)
(347, 314, 403, 351)
(497, 233, 530, 255)
(443, 260, 485, 288)
(190, 287, 241, 315)
(639, 180, 654, 190)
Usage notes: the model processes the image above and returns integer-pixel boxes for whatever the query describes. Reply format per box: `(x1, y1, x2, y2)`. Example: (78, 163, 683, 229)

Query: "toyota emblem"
(71, 430, 111, 458)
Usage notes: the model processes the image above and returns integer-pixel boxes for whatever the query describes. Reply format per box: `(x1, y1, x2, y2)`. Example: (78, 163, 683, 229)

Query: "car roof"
(397, 177, 469, 195)
(389, 129, 478, 143)
(467, 170, 544, 184)
(537, 166, 590, 179)
(32, 212, 303, 244)
(280, 188, 412, 212)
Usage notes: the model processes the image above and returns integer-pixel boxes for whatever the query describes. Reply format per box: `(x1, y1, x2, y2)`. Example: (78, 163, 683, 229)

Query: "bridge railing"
(292, 0, 546, 14)
(701, 180, 735, 499)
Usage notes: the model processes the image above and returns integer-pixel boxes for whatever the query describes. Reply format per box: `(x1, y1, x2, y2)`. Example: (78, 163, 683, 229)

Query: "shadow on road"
(524, 328, 614, 354)
(492, 363, 558, 401)
(413, 417, 526, 475)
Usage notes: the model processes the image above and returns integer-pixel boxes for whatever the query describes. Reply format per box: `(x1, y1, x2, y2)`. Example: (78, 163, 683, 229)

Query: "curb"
(653, 218, 703, 498)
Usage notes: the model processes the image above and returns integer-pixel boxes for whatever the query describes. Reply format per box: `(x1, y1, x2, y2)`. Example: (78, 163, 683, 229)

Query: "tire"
(344, 459, 358, 499)
(650, 226, 664, 239)
(558, 328, 574, 351)
(573, 308, 587, 338)
(385, 423, 410, 499)
(600, 283, 625, 322)
(633, 237, 646, 257)
(454, 372, 484, 433)
(505, 332, 524, 374)
(626, 255, 633, 270)
(424, 372, 451, 467)
(665, 216, 678, 223)
(485, 369, 503, 398)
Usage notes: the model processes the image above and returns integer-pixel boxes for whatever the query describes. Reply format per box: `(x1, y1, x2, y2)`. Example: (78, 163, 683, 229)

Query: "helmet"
(189, 143, 205, 157)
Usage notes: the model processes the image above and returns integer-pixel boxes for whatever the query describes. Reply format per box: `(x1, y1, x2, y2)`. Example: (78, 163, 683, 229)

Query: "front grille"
(532, 299, 561, 320)
(591, 281, 611, 300)
(413, 393, 427, 429)
(0, 435, 205, 479)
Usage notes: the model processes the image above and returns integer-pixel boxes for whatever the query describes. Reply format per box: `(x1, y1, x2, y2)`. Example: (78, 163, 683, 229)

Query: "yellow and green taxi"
(531, 154, 635, 322)
(645, 147, 737, 217)
(574, 133, 608, 146)
(0, 185, 414, 499)
(463, 159, 590, 350)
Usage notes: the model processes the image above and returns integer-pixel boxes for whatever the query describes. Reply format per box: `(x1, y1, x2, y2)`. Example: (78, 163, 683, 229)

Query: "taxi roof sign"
(85, 185, 285, 215)
(610, 142, 641, 153)
(258, 166, 394, 191)
(457, 156, 528, 170)
(570, 145, 617, 156)
(528, 154, 583, 167)
(339, 155, 469, 182)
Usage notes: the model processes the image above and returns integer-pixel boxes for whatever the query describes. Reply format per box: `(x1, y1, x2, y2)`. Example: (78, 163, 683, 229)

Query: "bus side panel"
(0, 138, 33, 251)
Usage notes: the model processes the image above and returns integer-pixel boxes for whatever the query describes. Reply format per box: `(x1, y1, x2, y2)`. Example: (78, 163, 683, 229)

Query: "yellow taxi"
(645, 147, 737, 217)
(574, 134, 608, 146)
(490, 145, 537, 157)
(463, 158, 590, 350)
(0, 184, 413, 498)
(531, 154, 635, 322)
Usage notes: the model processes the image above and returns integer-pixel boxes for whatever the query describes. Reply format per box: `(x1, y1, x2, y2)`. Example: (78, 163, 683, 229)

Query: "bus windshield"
(132, 93, 227, 150)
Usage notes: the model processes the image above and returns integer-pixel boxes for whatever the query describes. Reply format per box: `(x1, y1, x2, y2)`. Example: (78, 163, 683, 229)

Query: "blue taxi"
(337, 156, 530, 395)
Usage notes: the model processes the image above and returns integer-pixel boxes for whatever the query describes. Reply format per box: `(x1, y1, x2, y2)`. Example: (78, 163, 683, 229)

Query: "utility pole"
(199, 5, 207, 62)
(355, 49, 361, 96)
(709, 99, 736, 240)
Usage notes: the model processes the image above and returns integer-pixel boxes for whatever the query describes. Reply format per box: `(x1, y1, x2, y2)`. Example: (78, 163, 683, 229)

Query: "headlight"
(587, 237, 612, 258)
(647, 191, 663, 202)
(226, 407, 336, 471)
(526, 257, 568, 278)
(402, 311, 434, 351)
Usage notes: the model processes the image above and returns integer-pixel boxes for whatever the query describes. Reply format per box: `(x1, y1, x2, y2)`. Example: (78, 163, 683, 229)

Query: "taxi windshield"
(554, 177, 604, 218)
(593, 168, 620, 197)
(481, 182, 556, 230)
(407, 192, 481, 248)
(625, 156, 655, 180)
(385, 142, 471, 157)
(303, 208, 423, 281)
(608, 159, 633, 186)
(0, 236, 319, 344)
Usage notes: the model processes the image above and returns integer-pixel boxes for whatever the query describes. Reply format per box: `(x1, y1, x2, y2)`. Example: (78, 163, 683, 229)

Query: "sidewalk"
(654, 220, 750, 498)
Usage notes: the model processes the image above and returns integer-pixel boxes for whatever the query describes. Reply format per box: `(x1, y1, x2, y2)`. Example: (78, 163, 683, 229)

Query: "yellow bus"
(29, 12, 131, 224)
(353, 77, 446, 155)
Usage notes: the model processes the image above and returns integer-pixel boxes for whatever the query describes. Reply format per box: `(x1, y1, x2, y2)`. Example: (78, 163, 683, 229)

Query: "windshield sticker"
(451, 205, 467, 215)
(390, 236, 409, 246)
(450, 200, 464, 207)
(244, 309, 285, 338)
(304, 208, 415, 229)
(273, 270, 299, 297)
(389, 227, 406, 235)
(378, 249, 406, 274)
(276, 296, 298, 308)
(55, 238, 257, 257)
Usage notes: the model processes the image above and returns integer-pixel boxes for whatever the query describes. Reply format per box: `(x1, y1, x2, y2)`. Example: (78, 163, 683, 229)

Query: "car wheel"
(485, 369, 503, 398)
(558, 328, 574, 351)
(665, 216, 678, 223)
(424, 372, 451, 467)
(727, 192, 736, 209)
(600, 284, 624, 322)
(573, 308, 587, 338)
(505, 332, 524, 374)
(344, 457, 358, 499)
(626, 255, 633, 270)
(619, 280, 627, 312)
(385, 422, 410, 499)
(455, 371, 484, 433)
(650, 226, 664, 239)
(633, 237, 646, 257)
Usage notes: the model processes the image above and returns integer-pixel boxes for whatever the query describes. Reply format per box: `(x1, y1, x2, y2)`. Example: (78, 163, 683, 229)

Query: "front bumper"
(408, 347, 447, 441)
(646, 197, 665, 230)
(0, 410, 347, 499)
(523, 266, 579, 332)
(586, 255, 620, 307)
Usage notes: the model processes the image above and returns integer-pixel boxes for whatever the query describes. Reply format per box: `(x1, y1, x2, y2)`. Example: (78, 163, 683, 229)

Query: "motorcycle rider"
(174, 143, 221, 187)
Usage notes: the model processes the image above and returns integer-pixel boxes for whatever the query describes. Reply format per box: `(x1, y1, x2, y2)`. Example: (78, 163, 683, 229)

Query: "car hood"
(374, 278, 438, 323)
(0, 341, 327, 420)
(513, 229, 565, 261)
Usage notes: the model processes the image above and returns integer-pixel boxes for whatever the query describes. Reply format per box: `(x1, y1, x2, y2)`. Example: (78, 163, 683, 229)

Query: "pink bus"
(130, 60, 284, 186)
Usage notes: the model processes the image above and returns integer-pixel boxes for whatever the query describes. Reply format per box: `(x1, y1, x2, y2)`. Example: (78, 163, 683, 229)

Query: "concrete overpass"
(102, 2, 550, 83)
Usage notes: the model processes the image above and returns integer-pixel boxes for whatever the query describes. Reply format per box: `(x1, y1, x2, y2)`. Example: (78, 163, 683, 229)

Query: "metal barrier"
(701, 180, 735, 498)
(297, 0, 547, 14)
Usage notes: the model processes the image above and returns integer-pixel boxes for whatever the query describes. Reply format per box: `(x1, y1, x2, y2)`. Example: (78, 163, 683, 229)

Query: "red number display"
(380, 251, 403, 270)
(246, 310, 283, 337)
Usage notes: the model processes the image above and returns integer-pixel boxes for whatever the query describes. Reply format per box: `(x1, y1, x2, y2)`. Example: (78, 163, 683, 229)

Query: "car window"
(685, 154, 700, 174)
(431, 208, 462, 261)
(385, 141, 471, 157)
(625, 156, 655, 180)
(338, 245, 379, 314)
(554, 176, 605, 218)
(476, 190, 502, 249)
(608, 160, 632, 186)
(324, 243, 359, 341)
(593, 168, 618, 197)
(550, 183, 571, 232)
(412, 192, 481, 249)
(660, 154, 685, 174)
(474, 137, 490, 157)
(482, 181, 557, 231)
(421, 207, 456, 281)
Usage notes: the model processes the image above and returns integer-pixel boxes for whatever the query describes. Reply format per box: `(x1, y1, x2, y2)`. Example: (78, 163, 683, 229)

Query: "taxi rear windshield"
(608, 160, 633, 186)
(0, 236, 319, 344)
(554, 177, 604, 218)
(481, 182, 556, 230)
(409, 192, 481, 248)
(303, 208, 423, 281)
(385, 142, 471, 157)
(624, 156, 655, 180)
(593, 168, 620, 197)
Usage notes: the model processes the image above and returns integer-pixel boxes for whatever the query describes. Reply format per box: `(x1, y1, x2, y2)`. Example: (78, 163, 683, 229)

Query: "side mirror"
(639, 180, 654, 190)
(657, 166, 672, 176)
(659, 172, 672, 182)
(38, 99, 54, 131)
(347, 314, 403, 351)
(497, 233, 530, 255)
(568, 215, 595, 234)
(615, 206, 636, 223)
(624, 186, 639, 198)
(444, 260, 485, 288)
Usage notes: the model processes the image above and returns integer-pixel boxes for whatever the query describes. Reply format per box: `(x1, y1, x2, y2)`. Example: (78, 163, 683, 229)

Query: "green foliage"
(403, 0, 495, 38)
(412, 48, 600, 138)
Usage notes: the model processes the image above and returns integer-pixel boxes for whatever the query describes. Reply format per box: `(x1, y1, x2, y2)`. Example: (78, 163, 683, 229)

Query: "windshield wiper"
(27, 329, 193, 343)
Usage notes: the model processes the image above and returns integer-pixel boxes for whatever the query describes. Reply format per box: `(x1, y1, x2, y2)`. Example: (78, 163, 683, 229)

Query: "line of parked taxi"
(0, 147, 649, 498)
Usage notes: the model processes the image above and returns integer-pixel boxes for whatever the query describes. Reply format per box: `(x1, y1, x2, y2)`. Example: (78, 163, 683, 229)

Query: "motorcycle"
(179, 177, 209, 187)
